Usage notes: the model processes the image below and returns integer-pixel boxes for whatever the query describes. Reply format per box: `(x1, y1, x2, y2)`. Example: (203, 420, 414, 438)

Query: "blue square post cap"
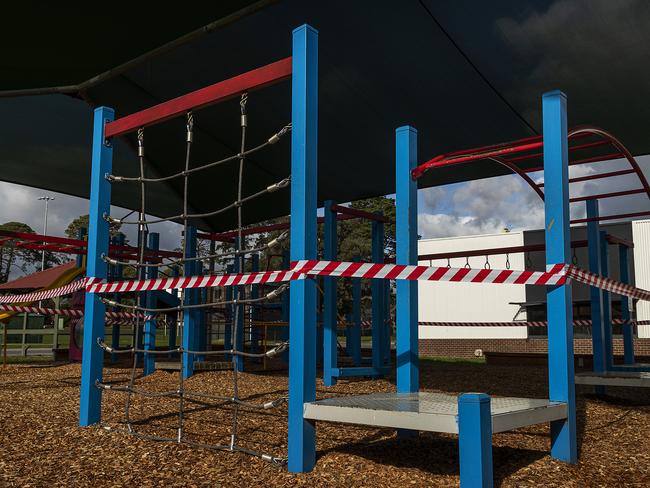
(293, 24, 319, 35)
(542, 89, 567, 100)
(459, 393, 490, 404)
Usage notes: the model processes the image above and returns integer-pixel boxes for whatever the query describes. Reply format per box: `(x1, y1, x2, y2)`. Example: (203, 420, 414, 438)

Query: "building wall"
(633, 220, 650, 338)
(419, 337, 650, 359)
(418, 231, 528, 340)
(416, 222, 645, 357)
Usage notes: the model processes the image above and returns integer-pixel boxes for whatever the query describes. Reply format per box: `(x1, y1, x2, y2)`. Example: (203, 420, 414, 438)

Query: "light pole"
(38, 196, 55, 271)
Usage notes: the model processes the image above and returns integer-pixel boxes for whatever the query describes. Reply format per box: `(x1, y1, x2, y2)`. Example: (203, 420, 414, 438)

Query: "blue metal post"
(384, 280, 391, 365)
(288, 23, 318, 473)
(76, 227, 86, 268)
(395, 126, 418, 394)
(323, 200, 337, 386)
(458, 393, 493, 488)
(182, 226, 197, 379)
(79, 106, 114, 426)
(233, 238, 245, 372)
(350, 256, 362, 366)
(224, 264, 233, 359)
(600, 230, 613, 371)
(250, 253, 260, 355)
(168, 266, 179, 358)
(543, 90, 577, 463)
(587, 200, 606, 376)
(619, 245, 635, 365)
(281, 252, 290, 364)
(371, 217, 386, 371)
(143, 232, 160, 376)
(111, 233, 125, 363)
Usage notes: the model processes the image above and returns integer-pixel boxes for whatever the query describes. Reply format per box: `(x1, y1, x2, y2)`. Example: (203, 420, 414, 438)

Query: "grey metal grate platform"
(304, 392, 567, 434)
(576, 371, 650, 387)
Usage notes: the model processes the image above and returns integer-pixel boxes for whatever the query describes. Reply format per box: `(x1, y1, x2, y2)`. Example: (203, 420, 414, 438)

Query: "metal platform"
(575, 371, 650, 387)
(304, 392, 567, 434)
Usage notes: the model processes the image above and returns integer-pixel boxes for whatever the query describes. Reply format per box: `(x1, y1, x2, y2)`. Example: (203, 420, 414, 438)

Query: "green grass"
(1, 355, 55, 365)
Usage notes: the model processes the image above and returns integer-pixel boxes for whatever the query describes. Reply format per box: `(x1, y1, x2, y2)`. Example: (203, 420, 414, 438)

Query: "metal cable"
(106, 123, 290, 183)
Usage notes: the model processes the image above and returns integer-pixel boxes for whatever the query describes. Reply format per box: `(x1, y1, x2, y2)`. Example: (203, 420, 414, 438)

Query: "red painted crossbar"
(196, 214, 358, 242)
(104, 57, 293, 138)
(330, 204, 390, 223)
(571, 211, 650, 224)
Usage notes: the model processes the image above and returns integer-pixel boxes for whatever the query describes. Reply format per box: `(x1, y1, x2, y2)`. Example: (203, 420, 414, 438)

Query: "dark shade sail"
(1, 0, 649, 231)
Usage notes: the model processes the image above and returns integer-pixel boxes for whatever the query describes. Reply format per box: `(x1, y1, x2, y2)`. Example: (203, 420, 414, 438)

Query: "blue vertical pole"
(233, 238, 245, 372)
(288, 23, 318, 474)
(143, 232, 159, 376)
(224, 264, 233, 359)
(281, 252, 290, 364)
(384, 279, 391, 365)
(182, 226, 197, 379)
(587, 200, 606, 376)
(250, 253, 260, 355)
(619, 245, 634, 365)
(168, 265, 179, 358)
(79, 106, 114, 427)
(111, 233, 125, 363)
(323, 200, 337, 386)
(395, 126, 418, 394)
(76, 227, 86, 268)
(351, 256, 362, 366)
(135, 229, 148, 358)
(543, 90, 577, 463)
(458, 393, 493, 488)
(600, 231, 613, 371)
(371, 217, 385, 371)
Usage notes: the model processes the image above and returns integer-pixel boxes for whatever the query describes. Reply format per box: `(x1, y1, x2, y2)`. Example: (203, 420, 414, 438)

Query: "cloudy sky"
(2, 152, 649, 271)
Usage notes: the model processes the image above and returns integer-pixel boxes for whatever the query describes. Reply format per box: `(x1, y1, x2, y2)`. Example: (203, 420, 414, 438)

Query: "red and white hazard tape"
(0, 278, 93, 304)
(85, 261, 568, 295)
(566, 266, 650, 301)
(85, 269, 299, 294)
(292, 260, 568, 285)
(8, 260, 646, 307)
(0, 304, 148, 320)
(418, 319, 650, 327)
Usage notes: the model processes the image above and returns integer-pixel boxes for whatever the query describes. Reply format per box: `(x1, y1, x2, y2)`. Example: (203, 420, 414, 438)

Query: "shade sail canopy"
(2, 0, 650, 231)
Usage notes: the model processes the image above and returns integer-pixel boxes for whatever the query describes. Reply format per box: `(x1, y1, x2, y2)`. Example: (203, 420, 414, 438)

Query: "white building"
(416, 220, 650, 357)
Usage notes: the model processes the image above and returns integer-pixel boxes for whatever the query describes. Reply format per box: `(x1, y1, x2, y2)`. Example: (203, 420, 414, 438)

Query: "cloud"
(495, 0, 650, 121)
(418, 154, 650, 239)
(0, 181, 183, 258)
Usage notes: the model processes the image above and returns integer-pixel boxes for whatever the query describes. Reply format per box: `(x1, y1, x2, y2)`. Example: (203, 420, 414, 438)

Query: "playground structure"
(2, 22, 650, 488)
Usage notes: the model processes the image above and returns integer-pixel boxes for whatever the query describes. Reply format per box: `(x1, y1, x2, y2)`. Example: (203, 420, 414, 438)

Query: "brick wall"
(419, 337, 650, 359)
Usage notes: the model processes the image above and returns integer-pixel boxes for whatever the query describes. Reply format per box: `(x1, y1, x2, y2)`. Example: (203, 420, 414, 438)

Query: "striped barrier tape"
(418, 319, 650, 327)
(566, 266, 650, 301)
(85, 261, 568, 294)
(4, 260, 650, 305)
(0, 278, 92, 304)
(0, 304, 150, 320)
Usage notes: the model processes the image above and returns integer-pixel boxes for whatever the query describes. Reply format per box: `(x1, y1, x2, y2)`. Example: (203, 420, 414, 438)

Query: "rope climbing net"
(93, 93, 292, 464)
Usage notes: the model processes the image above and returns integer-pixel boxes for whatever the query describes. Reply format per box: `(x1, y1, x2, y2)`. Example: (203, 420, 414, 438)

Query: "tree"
(64, 214, 124, 241)
(0, 222, 61, 283)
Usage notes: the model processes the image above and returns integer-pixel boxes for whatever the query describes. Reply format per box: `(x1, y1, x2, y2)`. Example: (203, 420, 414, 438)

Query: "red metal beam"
(196, 214, 358, 242)
(571, 211, 650, 224)
(418, 240, 588, 261)
(0, 229, 181, 259)
(605, 235, 635, 248)
(104, 57, 292, 138)
(569, 188, 646, 203)
(329, 204, 390, 223)
(538, 168, 636, 187)
(418, 233, 631, 261)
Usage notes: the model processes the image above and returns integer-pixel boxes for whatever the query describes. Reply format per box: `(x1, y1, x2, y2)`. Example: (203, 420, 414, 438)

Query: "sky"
(2, 152, 649, 277)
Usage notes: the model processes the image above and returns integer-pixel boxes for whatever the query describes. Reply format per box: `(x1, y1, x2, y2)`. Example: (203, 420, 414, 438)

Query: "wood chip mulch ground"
(1, 359, 649, 487)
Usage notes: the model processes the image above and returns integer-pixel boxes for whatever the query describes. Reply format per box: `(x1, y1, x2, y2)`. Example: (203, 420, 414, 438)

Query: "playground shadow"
(316, 429, 547, 485)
